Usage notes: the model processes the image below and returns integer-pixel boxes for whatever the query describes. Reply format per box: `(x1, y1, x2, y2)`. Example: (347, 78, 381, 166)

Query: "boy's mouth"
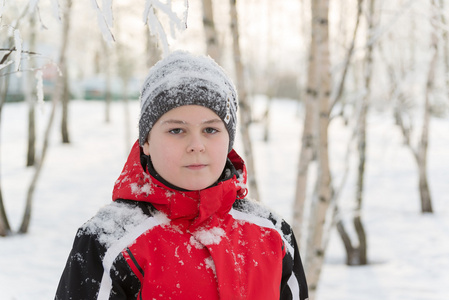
(185, 164, 207, 170)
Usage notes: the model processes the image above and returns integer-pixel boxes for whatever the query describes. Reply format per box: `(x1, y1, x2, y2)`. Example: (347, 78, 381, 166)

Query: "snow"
(192, 227, 226, 246)
(1, 98, 449, 299)
(143, 0, 188, 56)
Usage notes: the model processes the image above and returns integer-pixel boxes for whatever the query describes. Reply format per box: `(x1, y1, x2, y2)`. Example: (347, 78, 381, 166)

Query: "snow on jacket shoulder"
(55, 141, 308, 300)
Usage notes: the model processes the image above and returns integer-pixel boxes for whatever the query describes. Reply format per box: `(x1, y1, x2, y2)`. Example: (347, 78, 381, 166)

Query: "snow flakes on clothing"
(79, 201, 166, 248)
(192, 227, 226, 246)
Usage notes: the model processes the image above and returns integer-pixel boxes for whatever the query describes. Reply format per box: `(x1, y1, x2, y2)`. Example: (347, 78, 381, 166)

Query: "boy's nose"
(187, 135, 205, 153)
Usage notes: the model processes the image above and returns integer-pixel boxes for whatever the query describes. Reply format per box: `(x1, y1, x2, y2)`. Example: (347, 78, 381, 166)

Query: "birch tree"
(102, 37, 113, 123)
(202, 0, 220, 62)
(26, 13, 37, 166)
(292, 2, 317, 242)
(393, 1, 436, 213)
(0, 1, 45, 235)
(60, 0, 72, 144)
(302, 0, 332, 297)
(336, 0, 374, 266)
(438, 0, 449, 99)
(229, 0, 260, 201)
(19, 0, 73, 233)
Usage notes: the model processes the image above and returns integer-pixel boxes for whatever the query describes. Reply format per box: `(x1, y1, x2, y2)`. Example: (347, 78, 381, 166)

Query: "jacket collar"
(112, 141, 248, 228)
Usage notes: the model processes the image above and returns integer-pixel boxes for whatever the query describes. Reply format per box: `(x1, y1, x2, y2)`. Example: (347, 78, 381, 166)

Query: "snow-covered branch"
(143, 0, 188, 56)
(90, 0, 115, 43)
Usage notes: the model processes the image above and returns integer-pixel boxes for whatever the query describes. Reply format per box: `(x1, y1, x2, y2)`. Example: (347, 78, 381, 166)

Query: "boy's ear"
(143, 142, 150, 156)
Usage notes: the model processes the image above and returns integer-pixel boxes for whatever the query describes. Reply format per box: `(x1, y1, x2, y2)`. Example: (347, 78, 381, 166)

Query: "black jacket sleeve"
(55, 229, 139, 300)
(280, 229, 309, 300)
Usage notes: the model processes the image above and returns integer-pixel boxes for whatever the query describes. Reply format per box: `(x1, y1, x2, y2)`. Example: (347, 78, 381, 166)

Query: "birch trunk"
(0, 183, 9, 236)
(103, 38, 112, 123)
(336, 0, 373, 267)
(61, 68, 70, 143)
(438, 0, 449, 100)
(304, 0, 332, 297)
(19, 0, 72, 233)
(0, 65, 11, 236)
(330, 0, 363, 114)
(145, 21, 162, 69)
(416, 3, 437, 213)
(26, 14, 37, 166)
(292, 18, 318, 241)
(61, 0, 72, 144)
(229, 0, 260, 201)
(202, 0, 220, 62)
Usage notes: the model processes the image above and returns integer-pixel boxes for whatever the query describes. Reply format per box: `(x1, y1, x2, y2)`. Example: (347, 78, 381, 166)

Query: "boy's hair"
(139, 51, 238, 152)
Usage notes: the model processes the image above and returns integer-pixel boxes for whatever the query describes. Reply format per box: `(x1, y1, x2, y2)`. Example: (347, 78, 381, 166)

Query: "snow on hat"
(138, 50, 238, 151)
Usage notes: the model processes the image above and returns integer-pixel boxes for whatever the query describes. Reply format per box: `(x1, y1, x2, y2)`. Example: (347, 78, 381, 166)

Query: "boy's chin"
(178, 179, 216, 191)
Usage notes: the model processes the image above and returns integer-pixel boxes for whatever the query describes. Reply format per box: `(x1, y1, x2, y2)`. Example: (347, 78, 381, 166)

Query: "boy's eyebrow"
(160, 119, 186, 125)
(202, 119, 223, 124)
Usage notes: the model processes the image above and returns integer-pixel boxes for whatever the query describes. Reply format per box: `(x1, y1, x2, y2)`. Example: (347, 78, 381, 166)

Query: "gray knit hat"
(138, 51, 238, 152)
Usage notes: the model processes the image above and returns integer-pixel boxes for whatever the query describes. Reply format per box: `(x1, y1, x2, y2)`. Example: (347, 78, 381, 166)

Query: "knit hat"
(138, 51, 238, 152)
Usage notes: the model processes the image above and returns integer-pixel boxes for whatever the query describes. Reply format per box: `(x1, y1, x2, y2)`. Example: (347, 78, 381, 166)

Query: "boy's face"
(143, 105, 230, 191)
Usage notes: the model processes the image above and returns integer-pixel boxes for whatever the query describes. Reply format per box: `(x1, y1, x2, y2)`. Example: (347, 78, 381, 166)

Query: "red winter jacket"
(55, 141, 308, 300)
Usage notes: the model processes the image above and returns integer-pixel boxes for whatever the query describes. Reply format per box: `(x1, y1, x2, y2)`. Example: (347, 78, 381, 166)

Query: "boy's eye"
(204, 127, 218, 134)
(169, 128, 184, 134)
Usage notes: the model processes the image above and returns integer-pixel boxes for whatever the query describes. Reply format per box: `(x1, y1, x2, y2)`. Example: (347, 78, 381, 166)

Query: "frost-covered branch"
(90, 0, 115, 42)
(90, 0, 188, 54)
(143, 0, 188, 56)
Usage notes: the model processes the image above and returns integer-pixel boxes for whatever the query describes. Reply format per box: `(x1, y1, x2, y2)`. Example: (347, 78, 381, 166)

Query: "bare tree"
(19, 0, 72, 233)
(438, 0, 449, 100)
(229, 0, 260, 201)
(202, 0, 221, 62)
(102, 37, 113, 123)
(145, 25, 161, 69)
(292, 2, 318, 242)
(336, 0, 374, 266)
(0, 71, 9, 236)
(393, 1, 436, 214)
(116, 42, 134, 152)
(330, 0, 364, 116)
(303, 0, 333, 297)
(60, 0, 72, 144)
(26, 13, 37, 166)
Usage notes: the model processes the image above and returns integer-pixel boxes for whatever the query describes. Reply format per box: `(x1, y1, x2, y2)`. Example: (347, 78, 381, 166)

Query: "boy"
(55, 51, 308, 300)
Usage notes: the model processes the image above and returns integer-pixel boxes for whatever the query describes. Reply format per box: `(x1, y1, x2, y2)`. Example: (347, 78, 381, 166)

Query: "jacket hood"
(112, 141, 248, 227)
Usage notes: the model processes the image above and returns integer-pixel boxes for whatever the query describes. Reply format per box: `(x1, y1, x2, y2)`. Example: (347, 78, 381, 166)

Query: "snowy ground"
(1, 99, 448, 299)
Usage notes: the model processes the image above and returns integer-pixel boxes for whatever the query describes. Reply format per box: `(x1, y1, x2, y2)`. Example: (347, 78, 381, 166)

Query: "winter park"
(1, 0, 449, 299)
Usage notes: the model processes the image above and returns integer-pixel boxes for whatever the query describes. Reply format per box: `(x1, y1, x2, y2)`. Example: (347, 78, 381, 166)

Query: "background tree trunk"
(304, 0, 332, 297)
(336, 0, 373, 267)
(60, 0, 72, 144)
(416, 0, 437, 213)
(19, 0, 72, 233)
(229, 0, 260, 201)
(438, 0, 449, 100)
(330, 0, 363, 115)
(202, 0, 220, 62)
(0, 59, 11, 236)
(26, 14, 37, 166)
(103, 37, 112, 123)
(292, 13, 317, 241)
(145, 25, 162, 69)
(0, 183, 10, 236)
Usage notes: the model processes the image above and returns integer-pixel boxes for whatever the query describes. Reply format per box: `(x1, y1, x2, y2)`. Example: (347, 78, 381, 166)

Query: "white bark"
(201, 0, 220, 62)
(229, 0, 260, 201)
(304, 0, 332, 297)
